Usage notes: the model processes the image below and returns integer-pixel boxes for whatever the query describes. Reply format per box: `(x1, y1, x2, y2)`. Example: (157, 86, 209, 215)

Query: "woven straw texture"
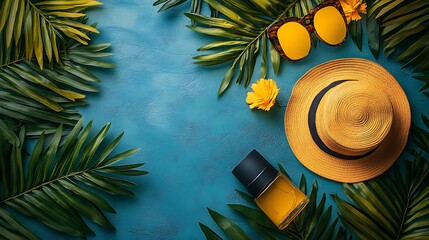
(285, 58, 411, 183)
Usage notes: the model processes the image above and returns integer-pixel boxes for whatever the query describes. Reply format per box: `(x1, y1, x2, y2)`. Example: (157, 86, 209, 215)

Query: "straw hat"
(285, 58, 411, 183)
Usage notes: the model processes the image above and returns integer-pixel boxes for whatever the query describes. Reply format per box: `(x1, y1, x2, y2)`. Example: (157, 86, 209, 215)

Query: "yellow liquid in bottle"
(255, 174, 309, 229)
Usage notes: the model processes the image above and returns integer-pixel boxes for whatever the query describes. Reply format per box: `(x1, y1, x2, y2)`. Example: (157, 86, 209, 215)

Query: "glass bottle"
(232, 150, 309, 230)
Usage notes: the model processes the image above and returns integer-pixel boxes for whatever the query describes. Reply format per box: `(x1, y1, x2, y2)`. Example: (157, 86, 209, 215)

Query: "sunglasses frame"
(267, 0, 348, 61)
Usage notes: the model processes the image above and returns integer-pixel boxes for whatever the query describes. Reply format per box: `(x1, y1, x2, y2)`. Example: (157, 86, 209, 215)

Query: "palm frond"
(334, 114, 429, 239)
(369, 0, 429, 72)
(186, 0, 322, 95)
(345, 0, 381, 59)
(0, 208, 39, 240)
(412, 114, 429, 153)
(0, 0, 102, 69)
(0, 118, 147, 238)
(153, 0, 218, 21)
(365, 4, 381, 59)
(199, 169, 350, 239)
(413, 72, 429, 97)
(1, 26, 114, 136)
(333, 153, 429, 239)
(349, 20, 363, 51)
(153, 0, 188, 12)
(202, 208, 252, 240)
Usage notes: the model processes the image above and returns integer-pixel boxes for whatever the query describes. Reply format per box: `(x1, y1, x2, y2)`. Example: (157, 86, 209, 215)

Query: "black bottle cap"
(232, 150, 279, 198)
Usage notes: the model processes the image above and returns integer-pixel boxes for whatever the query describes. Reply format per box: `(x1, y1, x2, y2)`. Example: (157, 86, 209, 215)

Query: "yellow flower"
(246, 78, 279, 111)
(340, 0, 367, 24)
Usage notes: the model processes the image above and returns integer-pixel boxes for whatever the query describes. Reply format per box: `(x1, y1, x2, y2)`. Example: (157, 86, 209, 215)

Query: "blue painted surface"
(28, 0, 427, 239)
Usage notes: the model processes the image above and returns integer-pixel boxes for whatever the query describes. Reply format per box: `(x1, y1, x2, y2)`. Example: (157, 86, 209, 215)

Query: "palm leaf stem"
(1, 167, 102, 205)
(0, 30, 113, 133)
(26, 0, 51, 26)
(0, 119, 146, 238)
(206, 0, 302, 94)
(2, 0, 57, 67)
(396, 189, 411, 240)
(0, 56, 26, 68)
(0, 47, 67, 68)
(278, 0, 301, 19)
(287, 220, 306, 239)
(1, 0, 101, 68)
(228, 0, 299, 63)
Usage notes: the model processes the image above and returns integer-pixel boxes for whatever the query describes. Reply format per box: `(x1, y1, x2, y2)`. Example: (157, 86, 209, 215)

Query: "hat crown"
(316, 81, 393, 156)
(285, 58, 411, 182)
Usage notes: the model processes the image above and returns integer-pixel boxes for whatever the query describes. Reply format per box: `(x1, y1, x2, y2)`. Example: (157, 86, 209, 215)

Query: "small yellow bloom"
(340, 0, 367, 24)
(246, 78, 279, 111)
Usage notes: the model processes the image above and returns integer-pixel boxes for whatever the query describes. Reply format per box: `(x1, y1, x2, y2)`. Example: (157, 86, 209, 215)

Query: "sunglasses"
(267, 0, 348, 61)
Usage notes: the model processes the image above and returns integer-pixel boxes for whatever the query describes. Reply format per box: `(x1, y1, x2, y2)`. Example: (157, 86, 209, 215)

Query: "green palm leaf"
(413, 71, 429, 97)
(369, 0, 429, 72)
(349, 20, 363, 51)
(153, 0, 218, 17)
(333, 154, 429, 239)
(205, 208, 252, 240)
(1, 25, 114, 136)
(153, 0, 189, 12)
(348, 0, 381, 59)
(186, 0, 322, 95)
(199, 169, 350, 239)
(0, 0, 102, 69)
(0, 118, 147, 238)
(365, 9, 381, 59)
(412, 115, 429, 154)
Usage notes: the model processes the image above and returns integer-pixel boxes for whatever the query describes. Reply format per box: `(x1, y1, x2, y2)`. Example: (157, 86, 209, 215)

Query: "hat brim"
(285, 58, 411, 183)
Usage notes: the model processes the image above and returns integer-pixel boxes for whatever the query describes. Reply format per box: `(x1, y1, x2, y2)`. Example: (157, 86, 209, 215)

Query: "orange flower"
(246, 78, 279, 111)
(340, 0, 367, 24)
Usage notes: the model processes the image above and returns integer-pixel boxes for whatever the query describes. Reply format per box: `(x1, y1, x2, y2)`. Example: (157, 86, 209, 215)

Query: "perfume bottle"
(232, 150, 309, 229)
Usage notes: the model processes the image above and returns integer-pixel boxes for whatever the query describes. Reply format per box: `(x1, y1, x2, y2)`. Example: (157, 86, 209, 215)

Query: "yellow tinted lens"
(314, 6, 347, 45)
(277, 22, 311, 60)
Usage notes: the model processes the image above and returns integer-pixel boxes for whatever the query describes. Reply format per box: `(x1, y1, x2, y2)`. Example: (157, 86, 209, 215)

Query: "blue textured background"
(28, 0, 427, 239)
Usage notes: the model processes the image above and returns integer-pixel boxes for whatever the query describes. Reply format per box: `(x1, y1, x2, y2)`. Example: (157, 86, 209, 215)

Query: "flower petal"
(358, 3, 367, 14)
(351, 11, 362, 21)
(340, 0, 366, 23)
(245, 78, 279, 111)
